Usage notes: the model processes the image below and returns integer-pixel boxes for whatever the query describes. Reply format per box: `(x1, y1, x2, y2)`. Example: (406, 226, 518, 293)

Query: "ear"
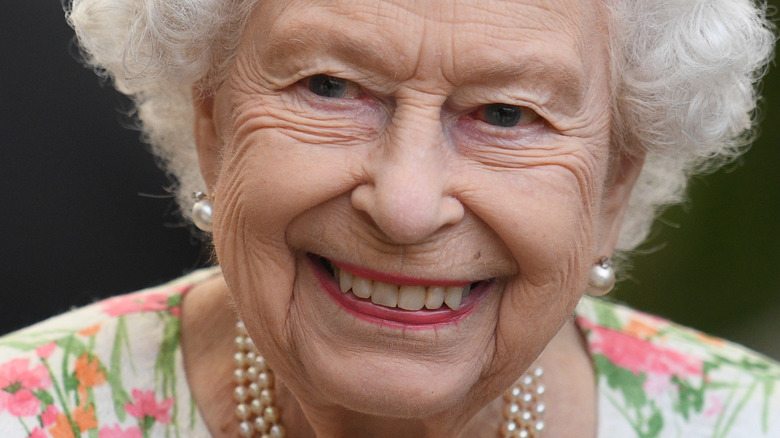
(192, 87, 221, 190)
(596, 150, 645, 257)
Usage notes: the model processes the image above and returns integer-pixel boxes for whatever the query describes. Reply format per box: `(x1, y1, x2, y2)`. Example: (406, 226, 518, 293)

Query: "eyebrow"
(453, 54, 586, 115)
(261, 23, 408, 80)
(261, 22, 586, 115)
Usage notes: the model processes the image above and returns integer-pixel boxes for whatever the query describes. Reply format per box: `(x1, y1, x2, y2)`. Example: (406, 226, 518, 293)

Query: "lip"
(307, 254, 491, 329)
(330, 259, 472, 287)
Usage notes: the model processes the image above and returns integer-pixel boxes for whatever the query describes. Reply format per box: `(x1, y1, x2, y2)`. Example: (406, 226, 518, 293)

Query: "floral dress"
(577, 298, 780, 437)
(1, 269, 778, 437)
(0, 269, 216, 438)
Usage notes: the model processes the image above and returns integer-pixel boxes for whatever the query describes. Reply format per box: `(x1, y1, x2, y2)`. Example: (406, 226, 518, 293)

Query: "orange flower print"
(49, 413, 76, 438)
(78, 323, 102, 337)
(695, 331, 726, 348)
(74, 354, 106, 388)
(73, 403, 98, 432)
(624, 318, 659, 340)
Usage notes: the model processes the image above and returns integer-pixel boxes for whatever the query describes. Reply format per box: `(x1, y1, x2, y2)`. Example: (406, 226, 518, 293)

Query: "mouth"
(307, 254, 492, 328)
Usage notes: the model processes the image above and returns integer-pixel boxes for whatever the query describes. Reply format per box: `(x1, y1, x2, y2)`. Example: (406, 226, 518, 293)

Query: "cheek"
(460, 154, 603, 363)
(493, 168, 594, 299)
(209, 147, 297, 350)
(208, 102, 375, 350)
(464, 152, 602, 276)
(211, 94, 377, 240)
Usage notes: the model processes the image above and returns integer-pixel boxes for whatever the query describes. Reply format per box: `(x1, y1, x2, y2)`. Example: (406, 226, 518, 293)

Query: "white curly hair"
(65, 0, 775, 255)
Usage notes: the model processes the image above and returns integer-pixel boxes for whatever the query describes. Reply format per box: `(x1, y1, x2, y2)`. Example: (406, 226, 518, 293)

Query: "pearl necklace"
(235, 322, 545, 438)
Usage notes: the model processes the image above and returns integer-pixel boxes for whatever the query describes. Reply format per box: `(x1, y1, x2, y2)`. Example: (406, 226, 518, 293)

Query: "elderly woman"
(1, 0, 778, 437)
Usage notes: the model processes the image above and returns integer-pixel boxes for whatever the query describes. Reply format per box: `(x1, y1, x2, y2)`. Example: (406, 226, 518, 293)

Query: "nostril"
(439, 196, 465, 226)
(351, 191, 463, 244)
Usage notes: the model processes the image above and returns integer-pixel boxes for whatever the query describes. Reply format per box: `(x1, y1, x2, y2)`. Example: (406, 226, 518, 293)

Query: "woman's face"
(195, 0, 637, 422)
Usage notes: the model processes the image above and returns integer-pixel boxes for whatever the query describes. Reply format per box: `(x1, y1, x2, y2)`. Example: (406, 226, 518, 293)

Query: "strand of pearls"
(235, 321, 544, 438)
(234, 322, 285, 438)
(500, 367, 546, 437)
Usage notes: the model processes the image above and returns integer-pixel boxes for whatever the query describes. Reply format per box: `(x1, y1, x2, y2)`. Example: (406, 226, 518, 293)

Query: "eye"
(476, 103, 539, 127)
(306, 74, 361, 99)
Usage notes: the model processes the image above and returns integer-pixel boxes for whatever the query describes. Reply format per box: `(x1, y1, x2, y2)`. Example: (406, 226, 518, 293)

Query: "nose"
(351, 105, 464, 244)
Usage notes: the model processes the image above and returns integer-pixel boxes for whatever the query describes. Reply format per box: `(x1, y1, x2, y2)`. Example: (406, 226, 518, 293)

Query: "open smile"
(307, 254, 493, 328)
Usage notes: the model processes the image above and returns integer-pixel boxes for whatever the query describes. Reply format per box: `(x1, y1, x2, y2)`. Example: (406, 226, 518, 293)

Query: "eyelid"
(447, 88, 552, 121)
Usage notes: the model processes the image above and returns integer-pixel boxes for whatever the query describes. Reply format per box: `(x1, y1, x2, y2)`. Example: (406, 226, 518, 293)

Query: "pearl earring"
(587, 257, 615, 296)
(192, 192, 213, 232)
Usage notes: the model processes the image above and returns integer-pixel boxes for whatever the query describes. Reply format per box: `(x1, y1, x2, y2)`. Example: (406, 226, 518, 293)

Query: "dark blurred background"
(0, 0, 210, 333)
(1, 1, 778, 359)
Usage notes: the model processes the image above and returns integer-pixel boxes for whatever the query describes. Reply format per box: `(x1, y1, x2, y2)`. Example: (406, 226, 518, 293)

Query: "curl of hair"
(65, 0, 775, 254)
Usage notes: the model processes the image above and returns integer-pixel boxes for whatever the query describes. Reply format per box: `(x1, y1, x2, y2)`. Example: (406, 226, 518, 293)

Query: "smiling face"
(194, 0, 637, 426)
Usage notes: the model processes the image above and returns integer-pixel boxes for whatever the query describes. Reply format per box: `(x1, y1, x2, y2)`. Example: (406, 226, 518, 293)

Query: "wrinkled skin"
(183, 0, 643, 436)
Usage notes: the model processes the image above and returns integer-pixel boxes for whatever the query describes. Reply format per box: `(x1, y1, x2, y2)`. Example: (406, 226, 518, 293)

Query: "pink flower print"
(98, 424, 143, 438)
(705, 395, 724, 417)
(101, 291, 173, 317)
(35, 342, 57, 360)
(642, 373, 673, 397)
(0, 358, 52, 417)
(125, 389, 174, 424)
(580, 317, 703, 378)
(28, 427, 47, 438)
(41, 404, 60, 427)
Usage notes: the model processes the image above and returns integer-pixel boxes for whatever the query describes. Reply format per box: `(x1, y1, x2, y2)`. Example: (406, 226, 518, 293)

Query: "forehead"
(249, 0, 607, 101)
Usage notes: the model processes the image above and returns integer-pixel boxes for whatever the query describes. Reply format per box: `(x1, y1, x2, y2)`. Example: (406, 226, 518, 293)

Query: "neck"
(293, 396, 491, 438)
(180, 275, 240, 436)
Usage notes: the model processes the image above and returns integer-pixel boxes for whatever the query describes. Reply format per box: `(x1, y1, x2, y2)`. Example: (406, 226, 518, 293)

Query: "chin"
(292, 344, 485, 420)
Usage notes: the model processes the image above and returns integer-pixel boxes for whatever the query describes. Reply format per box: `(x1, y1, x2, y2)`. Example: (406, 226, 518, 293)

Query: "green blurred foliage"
(613, 2, 780, 359)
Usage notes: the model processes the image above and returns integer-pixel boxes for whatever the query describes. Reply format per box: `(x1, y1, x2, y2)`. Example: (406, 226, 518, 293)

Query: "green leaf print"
(33, 389, 54, 406)
(645, 410, 663, 438)
(57, 334, 88, 361)
(167, 294, 182, 309)
(64, 374, 79, 393)
(108, 316, 132, 421)
(155, 312, 182, 436)
(593, 300, 622, 330)
(594, 354, 648, 409)
(714, 380, 759, 438)
(40, 357, 80, 437)
(673, 376, 705, 420)
(763, 378, 775, 433)
(0, 329, 74, 351)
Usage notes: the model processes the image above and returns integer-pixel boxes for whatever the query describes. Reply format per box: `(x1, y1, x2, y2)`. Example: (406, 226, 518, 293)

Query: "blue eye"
(308, 74, 350, 98)
(479, 103, 538, 127)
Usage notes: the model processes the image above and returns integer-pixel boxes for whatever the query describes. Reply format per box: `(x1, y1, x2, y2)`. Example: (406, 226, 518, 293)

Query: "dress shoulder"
(576, 296, 780, 438)
(0, 268, 218, 437)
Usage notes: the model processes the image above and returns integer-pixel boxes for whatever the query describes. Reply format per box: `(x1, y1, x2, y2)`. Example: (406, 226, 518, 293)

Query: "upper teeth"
(335, 267, 471, 311)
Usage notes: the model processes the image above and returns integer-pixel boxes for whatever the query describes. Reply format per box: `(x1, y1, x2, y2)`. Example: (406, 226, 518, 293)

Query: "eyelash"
(470, 104, 540, 129)
(303, 74, 363, 99)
